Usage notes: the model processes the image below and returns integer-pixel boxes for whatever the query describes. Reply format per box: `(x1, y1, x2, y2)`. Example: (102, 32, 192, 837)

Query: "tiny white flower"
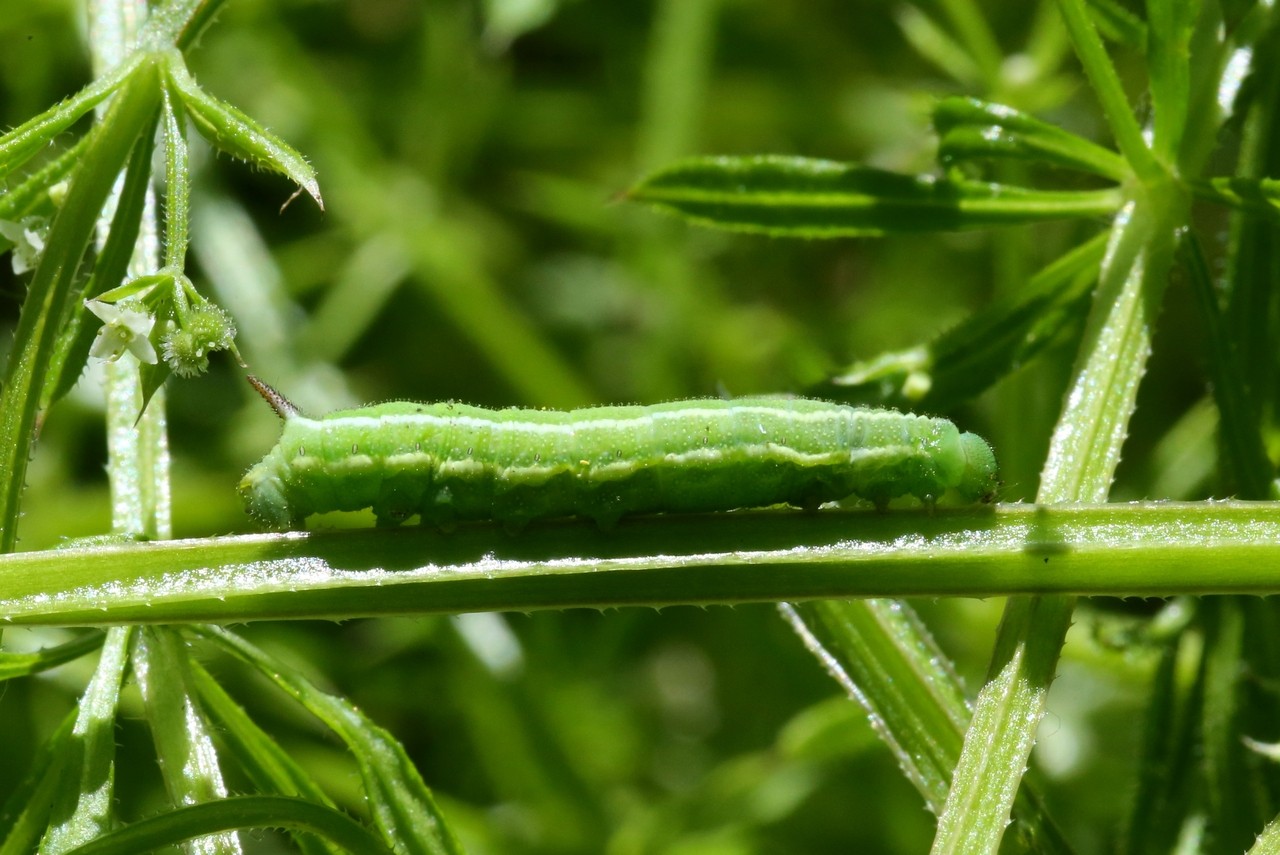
(0, 218, 46, 275)
(85, 300, 158, 364)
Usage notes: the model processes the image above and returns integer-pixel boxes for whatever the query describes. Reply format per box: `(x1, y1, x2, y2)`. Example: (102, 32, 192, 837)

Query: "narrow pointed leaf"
(0, 136, 89, 225)
(44, 112, 158, 410)
(815, 230, 1106, 411)
(161, 87, 191, 268)
(0, 632, 103, 682)
(164, 53, 322, 209)
(191, 662, 347, 855)
(0, 61, 162, 552)
(896, 7, 983, 87)
(132, 627, 240, 854)
(629, 155, 1122, 237)
(0, 711, 76, 855)
(58, 797, 394, 855)
(0, 53, 143, 183)
(137, 361, 175, 415)
(934, 97, 1130, 180)
(194, 627, 464, 855)
(39, 627, 132, 855)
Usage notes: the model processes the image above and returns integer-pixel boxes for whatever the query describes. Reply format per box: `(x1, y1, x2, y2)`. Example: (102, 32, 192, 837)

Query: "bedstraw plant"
(2, 0, 1280, 852)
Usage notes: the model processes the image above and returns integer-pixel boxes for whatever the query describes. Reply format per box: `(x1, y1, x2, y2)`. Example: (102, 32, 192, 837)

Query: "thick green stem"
(0, 502, 1276, 625)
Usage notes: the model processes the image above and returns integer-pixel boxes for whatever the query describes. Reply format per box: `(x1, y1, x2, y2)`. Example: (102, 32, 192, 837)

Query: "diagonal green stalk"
(38, 627, 133, 854)
(929, 7, 1188, 845)
(0, 58, 162, 553)
(931, 175, 1185, 852)
(132, 628, 238, 852)
(780, 599, 1073, 855)
(1054, 0, 1162, 181)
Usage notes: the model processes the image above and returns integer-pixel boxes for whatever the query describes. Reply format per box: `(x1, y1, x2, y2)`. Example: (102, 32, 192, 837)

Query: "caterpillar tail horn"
(247, 375, 301, 420)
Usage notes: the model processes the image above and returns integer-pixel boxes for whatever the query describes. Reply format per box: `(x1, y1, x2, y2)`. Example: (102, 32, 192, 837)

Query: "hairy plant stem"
(931, 184, 1186, 854)
(0, 59, 162, 553)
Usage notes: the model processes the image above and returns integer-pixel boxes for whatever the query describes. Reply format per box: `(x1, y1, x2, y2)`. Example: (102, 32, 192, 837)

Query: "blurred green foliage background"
(0, 1, 1190, 850)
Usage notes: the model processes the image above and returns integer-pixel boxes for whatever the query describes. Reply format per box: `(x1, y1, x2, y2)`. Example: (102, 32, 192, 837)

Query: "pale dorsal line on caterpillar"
(239, 376, 998, 530)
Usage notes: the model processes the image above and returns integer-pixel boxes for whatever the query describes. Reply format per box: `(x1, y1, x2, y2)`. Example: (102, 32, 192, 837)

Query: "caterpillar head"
(240, 457, 296, 529)
(955, 432, 999, 503)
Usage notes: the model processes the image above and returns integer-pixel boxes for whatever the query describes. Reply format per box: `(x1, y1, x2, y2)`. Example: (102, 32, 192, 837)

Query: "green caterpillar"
(239, 377, 998, 529)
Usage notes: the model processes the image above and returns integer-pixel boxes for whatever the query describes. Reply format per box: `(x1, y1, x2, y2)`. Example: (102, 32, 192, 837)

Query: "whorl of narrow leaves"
(627, 155, 1123, 237)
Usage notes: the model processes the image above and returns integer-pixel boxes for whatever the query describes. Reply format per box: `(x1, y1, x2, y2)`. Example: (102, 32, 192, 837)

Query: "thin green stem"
(0, 60, 162, 553)
(90, 7, 170, 543)
(1181, 234, 1272, 497)
(636, 0, 720, 171)
(1054, 0, 1163, 182)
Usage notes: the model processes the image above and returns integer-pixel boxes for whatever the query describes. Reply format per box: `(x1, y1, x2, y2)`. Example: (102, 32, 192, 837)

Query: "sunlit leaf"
(39, 628, 132, 854)
(132, 628, 240, 854)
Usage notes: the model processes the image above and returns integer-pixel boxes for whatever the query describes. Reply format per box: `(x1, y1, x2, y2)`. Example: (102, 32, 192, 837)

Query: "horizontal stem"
(3, 502, 1280, 625)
